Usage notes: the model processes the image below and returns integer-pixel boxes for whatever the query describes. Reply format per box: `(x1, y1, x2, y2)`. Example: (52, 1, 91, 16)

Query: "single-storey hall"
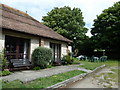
(0, 3, 72, 67)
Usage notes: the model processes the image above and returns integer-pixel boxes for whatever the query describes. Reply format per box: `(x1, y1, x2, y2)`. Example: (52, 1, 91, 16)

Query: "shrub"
(32, 47, 52, 69)
(72, 57, 80, 64)
(0, 50, 8, 70)
(0, 70, 11, 76)
(33, 66, 41, 70)
(62, 55, 74, 65)
(68, 52, 72, 57)
(47, 65, 53, 68)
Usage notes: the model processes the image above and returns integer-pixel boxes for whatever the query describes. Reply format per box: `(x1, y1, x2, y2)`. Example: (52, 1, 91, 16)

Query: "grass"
(95, 70, 118, 88)
(111, 68, 118, 73)
(75, 59, 119, 70)
(101, 60, 119, 67)
(72, 58, 81, 64)
(79, 61, 103, 70)
(2, 70, 86, 88)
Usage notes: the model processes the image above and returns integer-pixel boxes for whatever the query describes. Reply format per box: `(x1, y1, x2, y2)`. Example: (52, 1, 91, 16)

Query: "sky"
(0, 0, 119, 36)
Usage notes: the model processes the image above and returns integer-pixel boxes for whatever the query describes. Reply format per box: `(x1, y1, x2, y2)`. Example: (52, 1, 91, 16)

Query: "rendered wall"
(30, 38, 39, 61)
(61, 43, 68, 58)
(68, 46, 72, 53)
(44, 40, 50, 48)
(0, 32, 5, 52)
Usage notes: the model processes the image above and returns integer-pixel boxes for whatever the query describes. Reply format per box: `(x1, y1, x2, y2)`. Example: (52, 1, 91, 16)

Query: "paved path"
(1, 65, 91, 83)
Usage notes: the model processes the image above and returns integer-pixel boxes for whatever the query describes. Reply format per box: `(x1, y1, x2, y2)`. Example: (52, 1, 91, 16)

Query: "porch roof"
(0, 3, 72, 43)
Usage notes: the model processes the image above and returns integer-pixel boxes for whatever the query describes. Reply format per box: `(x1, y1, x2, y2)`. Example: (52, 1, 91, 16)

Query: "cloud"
(1, 0, 119, 36)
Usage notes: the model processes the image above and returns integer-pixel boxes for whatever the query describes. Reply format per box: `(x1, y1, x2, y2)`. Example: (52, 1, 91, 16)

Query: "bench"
(9, 59, 32, 68)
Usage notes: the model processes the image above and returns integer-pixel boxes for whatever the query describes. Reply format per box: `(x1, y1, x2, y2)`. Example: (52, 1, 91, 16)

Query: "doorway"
(50, 43, 61, 62)
(5, 35, 30, 66)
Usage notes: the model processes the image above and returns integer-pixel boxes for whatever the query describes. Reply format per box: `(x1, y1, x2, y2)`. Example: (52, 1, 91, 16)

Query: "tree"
(42, 6, 88, 55)
(91, 2, 120, 59)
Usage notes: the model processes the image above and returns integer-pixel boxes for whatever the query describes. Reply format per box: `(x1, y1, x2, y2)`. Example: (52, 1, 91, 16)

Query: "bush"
(33, 66, 41, 70)
(62, 55, 74, 65)
(47, 65, 53, 68)
(0, 50, 8, 70)
(32, 47, 52, 69)
(0, 70, 11, 76)
(72, 57, 80, 64)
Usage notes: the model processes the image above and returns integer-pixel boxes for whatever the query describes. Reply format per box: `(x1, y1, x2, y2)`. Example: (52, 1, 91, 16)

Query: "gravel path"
(62, 66, 118, 88)
(1, 65, 91, 83)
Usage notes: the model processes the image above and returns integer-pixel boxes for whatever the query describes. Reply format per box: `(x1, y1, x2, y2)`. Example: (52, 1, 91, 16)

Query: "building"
(0, 3, 72, 68)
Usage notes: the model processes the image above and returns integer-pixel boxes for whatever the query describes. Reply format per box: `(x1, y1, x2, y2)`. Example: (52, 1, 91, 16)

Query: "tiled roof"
(0, 3, 72, 43)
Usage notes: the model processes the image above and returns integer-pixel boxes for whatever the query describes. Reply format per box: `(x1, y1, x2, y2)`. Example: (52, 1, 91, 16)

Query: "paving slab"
(1, 65, 91, 83)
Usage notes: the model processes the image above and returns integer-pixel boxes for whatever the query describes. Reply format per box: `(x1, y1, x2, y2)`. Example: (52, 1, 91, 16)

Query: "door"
(5, 35, 30, 65)
(50, 43, 61, 62)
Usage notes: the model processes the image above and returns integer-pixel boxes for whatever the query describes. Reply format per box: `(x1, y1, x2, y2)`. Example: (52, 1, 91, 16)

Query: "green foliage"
(62, 55, 74, 65)
(42, 6, 88, 55)
(72, 57, 81, 64)
(47, 65, 53, 68)
(32, 66, 41, 70)
(0, 70, 11, 76)
(32, 47, 52, 69)
(0, 50, 8, 70)
(91, 2, 120, 59)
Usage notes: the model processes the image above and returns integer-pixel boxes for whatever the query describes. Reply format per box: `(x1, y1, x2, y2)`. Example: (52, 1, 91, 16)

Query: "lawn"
(102, 60, 119, 67)
(2, 70, 86, 88)
(79, 61, 103, 70)
(78, 59, 119, 70)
